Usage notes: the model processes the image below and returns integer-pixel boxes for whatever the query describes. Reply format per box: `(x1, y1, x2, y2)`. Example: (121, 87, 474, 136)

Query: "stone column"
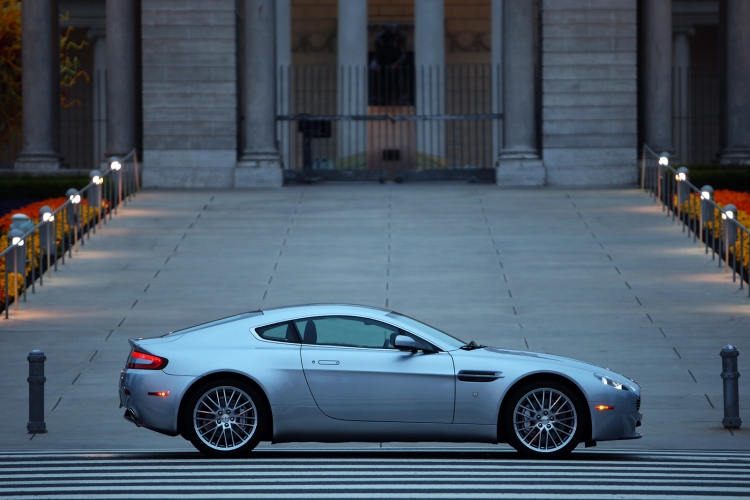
(337, 0, 368, 169)
(491, 0, 503, 169)
(496, 0, 544, 186)
(276, 0, 291, 171)
(50, 0, 60, 160)
(673, 27, 693, 164)
(89, 30, 107, 169)
(719, 0, 750, 164)
(415, 0, 446, 167)
(642, 0, 673, 154)
(235, 0, 282, 187)
(106, 0, 138, 159)
(14, 0, 60, 171)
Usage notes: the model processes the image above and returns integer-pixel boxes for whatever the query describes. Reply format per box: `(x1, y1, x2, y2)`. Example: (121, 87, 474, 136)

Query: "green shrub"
(0, 175, 90, 200)
(683, 164, 750, 192)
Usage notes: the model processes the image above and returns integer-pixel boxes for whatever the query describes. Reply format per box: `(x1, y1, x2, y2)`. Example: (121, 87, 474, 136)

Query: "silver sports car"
(119, 304, 642, 458)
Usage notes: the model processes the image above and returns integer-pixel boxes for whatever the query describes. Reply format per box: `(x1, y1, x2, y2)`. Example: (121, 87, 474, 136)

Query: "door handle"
(317, 360, 340, 365)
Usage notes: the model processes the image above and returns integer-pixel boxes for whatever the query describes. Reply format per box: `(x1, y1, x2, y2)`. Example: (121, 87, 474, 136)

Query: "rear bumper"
(119, 368, 195, 436)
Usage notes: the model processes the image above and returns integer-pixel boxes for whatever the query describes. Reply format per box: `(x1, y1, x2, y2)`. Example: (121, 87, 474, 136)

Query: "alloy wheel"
(193, 385, 258, 451)
(512, 387, 578, 453)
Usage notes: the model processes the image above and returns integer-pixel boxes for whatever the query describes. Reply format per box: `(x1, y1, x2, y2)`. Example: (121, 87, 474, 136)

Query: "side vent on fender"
(457, 370, 503, 383)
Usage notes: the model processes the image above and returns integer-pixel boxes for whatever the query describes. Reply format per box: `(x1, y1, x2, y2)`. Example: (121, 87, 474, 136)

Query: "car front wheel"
(503, 380, 584, 459)
(184, 379, 264, 458)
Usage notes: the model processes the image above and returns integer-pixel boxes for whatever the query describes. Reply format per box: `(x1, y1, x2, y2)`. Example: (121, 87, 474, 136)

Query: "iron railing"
(276, 64, 502, 182)
(642, 144, 750, 294)
(1, 149, 140, 318)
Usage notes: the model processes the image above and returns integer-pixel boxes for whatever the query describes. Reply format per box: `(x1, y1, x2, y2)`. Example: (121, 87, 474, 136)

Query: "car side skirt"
(271, 405, 498, 443)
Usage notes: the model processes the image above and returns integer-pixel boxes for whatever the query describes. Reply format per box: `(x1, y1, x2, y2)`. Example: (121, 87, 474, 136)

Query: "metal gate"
(277, 64, 501, 182)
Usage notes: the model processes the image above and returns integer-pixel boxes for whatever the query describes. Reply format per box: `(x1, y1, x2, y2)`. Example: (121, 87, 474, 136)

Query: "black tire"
(183, 378, 265, 458)
(502, 380, 584, 459)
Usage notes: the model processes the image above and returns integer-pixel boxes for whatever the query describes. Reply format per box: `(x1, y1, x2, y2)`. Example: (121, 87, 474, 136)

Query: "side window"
(256, 321, 300, 343)
(294, 316, 400, 349)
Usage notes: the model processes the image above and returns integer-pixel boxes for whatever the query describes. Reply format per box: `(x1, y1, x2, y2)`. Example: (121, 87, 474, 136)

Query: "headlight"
(594, 373, 630, 391)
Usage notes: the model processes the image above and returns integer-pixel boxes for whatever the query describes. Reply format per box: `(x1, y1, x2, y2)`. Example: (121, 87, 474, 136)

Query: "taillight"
(127, 350, 168, 370)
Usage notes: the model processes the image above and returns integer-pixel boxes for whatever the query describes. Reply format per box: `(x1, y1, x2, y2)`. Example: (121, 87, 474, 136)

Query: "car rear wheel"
(184, 379, 264, 458)
(503, 380, 583, 459)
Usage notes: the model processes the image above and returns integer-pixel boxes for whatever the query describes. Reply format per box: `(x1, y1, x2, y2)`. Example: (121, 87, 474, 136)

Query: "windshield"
(386, 312, 467, 350)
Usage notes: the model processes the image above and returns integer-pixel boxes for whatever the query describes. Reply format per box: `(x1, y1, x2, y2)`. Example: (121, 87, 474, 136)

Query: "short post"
(7, 229, 26, 309)
(89, 170, 103, 230)
(676, 167, 689, 204)
(66, 189, 81, 252)
(38, 206, 55, 280)
(700, 185, 714, 252)
(110, 156, 122, 212)
(722, 204, 737, 274)
(27, 350, 47, 434)
(658, 152, 669, 209)
(675, 167, 688, 232)
(720, 345, 741, 429)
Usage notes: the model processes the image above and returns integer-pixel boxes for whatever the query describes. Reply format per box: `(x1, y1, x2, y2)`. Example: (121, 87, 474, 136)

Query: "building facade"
(7, 0, 750, 188)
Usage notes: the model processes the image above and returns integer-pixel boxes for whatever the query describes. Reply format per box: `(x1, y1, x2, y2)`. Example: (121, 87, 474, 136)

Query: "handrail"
(641, 144, 750, 295)
(1, 148, 141, 317)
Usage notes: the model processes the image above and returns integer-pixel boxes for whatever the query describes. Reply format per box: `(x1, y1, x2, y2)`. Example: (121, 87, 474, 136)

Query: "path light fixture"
(66, 188, 81, 205)
(676, 167, 690, 205)
(722, 204, 737, 221)
(658, 152, 670, 166)
(6, 228, 27, 310)
(110, 156, 123, 209)
(722, 204, 738, 273)
(676, 166, 688, 182)
(90, 169, 103, 186)
(9, 230, 25, 247)
(699, 185, 714, 250)
(65, 188, 81, 252)
(38, 206, 56, 279)
(39, 206, 54, 223)
(89, 170, 104, 229)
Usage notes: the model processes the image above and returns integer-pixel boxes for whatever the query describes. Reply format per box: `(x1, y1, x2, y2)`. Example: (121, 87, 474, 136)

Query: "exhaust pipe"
(123, 408, 140, 427)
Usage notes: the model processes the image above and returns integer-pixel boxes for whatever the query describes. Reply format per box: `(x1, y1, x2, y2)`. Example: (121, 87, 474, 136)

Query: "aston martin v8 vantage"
(119, 304, 642, 458)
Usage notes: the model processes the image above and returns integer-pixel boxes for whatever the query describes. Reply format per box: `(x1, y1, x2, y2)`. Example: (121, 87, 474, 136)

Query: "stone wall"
(141, 1, 238, 188)
(541, 0, 638, 186)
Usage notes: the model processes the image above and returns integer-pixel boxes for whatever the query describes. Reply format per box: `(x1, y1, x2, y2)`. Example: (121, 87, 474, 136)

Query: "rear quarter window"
(256, 322, 300, 343)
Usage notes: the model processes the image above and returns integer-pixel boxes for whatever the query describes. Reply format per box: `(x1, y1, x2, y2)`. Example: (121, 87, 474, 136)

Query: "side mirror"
(394, 335, 434, 353)
(394, 335, 417, 351)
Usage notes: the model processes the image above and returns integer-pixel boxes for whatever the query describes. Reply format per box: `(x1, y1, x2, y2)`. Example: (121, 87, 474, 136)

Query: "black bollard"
(27, 350, 47, 434)
(720, 345, 741, 428)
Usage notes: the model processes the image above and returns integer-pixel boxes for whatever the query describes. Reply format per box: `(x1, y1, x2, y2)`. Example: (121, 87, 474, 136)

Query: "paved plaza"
(0, 184, 748, 452)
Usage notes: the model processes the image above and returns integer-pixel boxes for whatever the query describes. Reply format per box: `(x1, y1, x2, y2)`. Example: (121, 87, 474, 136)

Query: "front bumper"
(119, 368, 195, 436)
(590, 399, 643, 442)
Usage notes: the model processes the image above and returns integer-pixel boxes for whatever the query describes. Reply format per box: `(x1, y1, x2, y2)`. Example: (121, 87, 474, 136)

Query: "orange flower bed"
(0, 197, 67, 233)
(713, 189, 750, 213)
(1, 197, 98, 305)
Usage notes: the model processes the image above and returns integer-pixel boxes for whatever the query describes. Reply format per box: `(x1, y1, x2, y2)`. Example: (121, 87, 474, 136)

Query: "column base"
(718, 148, 750, 165)
(234, 158, 283, 187)
(14, 153, 60, 171)
(496, 158, 546, 186)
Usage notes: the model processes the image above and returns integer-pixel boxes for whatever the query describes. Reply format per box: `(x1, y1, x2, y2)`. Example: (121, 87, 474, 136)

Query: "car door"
(297, 315, 455, 423)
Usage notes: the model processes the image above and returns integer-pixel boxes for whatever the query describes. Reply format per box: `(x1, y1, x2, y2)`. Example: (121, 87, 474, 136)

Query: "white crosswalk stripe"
(1, 448, 748, 499)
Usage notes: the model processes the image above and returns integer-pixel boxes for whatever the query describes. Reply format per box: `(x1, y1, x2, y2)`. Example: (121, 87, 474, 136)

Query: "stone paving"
(0, 184, 748, 452)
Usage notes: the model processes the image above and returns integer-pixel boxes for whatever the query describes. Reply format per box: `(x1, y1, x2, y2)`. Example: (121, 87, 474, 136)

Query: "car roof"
(257, 303, 392, 323)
